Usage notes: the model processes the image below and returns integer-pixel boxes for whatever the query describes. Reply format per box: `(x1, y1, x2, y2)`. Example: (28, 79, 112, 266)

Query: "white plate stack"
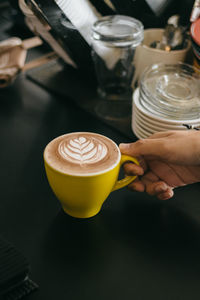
(132, 63, 200, 139)
(132, 88, 200, 139)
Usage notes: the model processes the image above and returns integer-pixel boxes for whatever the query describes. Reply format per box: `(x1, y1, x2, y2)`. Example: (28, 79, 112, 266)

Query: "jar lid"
(190, 18, 200, 46)
(92, 15, 144, 47)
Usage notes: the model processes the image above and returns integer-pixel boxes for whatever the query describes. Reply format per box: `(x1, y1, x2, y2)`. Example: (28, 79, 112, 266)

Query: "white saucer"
(133, 88, 200, 125)
(133, 104, 193, 130)
(132, 87, 200, 138)
(133, 110, 190, 132)
(132, 122, 148, 139)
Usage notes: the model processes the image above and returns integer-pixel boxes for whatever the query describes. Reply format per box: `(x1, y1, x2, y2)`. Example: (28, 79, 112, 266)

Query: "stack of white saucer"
(132, 63, 200, 139)
(132, 88, 200, 139)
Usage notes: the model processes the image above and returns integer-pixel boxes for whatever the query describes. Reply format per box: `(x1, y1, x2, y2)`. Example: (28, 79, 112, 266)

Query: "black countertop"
(1, 7, 200, 300)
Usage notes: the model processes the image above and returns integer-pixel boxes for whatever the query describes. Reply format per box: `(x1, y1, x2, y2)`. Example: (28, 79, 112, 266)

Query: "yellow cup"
(44, 135, 139, 218)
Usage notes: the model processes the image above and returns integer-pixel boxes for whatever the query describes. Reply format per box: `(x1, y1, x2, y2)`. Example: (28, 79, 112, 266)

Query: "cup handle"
(112, 154, 139, 192)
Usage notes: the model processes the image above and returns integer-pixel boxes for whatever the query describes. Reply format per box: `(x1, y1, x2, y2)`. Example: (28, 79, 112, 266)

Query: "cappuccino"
(44, 132, 120, 175)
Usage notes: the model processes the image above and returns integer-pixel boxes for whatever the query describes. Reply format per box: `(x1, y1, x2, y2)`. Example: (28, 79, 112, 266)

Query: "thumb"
(119, 143, 132, 153)
(119, 139, 161, 158)
(119, 143, 138, 156)
(119, 142, 148, 171)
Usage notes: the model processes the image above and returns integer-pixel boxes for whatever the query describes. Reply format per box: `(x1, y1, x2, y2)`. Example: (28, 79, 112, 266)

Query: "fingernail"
(155, 184, 167, 193)
(119, 143, 129, 151)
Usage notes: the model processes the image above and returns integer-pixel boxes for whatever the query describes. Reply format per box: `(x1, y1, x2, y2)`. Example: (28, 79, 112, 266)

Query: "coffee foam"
(44, 132, 120, 175)
(58, 136, 108, 164)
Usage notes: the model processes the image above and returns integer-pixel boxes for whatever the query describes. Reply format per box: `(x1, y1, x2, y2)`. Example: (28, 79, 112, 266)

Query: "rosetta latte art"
(58, 136, 108, 164)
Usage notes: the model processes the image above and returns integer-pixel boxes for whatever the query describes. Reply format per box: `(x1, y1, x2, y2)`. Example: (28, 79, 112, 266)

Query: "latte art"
(44, 132, 120, 175)
(58, 137, 108, 164)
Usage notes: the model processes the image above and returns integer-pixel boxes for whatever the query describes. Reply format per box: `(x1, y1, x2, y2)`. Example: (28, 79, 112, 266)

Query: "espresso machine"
(19, 0, 194, 75)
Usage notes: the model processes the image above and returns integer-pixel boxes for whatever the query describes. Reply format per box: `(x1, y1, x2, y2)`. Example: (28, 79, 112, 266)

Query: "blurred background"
(0, 0, 195, 41)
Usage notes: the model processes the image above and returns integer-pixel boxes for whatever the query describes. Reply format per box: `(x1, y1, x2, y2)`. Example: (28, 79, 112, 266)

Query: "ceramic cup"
(132, 28, 191, 85)
(44, 132, 139, 218)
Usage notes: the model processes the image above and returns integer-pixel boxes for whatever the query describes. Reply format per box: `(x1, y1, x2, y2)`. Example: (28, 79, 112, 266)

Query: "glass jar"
(91, 15, 143, 102)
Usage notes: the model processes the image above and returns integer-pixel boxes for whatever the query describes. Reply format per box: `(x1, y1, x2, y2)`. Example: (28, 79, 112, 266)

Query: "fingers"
(145, 181, 168, 196)
(123, 162, 144, 176)
(157, 188, 174, 200)
(128, 175, 174, 200)
(128, 178, 145, 192)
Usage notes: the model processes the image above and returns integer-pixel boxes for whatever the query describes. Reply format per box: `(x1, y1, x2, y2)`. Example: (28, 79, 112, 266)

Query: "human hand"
(119, 131, 200, 200)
